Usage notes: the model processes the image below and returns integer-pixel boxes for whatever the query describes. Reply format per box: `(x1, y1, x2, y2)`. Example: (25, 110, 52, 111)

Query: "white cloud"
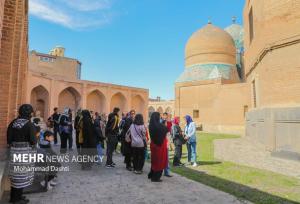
(29, 0, 115, 30)
(61, 0, 112, 11)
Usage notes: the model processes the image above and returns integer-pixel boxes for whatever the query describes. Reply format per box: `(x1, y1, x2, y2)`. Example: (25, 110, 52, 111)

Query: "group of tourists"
(7, 103, 197, 203)
(147, 112, 197, 182)
(7, 104, 60, 204)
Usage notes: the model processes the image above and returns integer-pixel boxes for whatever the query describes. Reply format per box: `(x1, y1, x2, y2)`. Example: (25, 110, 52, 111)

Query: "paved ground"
(2, 151, 247, 204)
(214, 137, 300, 178)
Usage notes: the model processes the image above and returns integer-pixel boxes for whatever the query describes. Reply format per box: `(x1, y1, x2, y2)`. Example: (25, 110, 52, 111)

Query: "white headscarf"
(63, 107, 70, 116)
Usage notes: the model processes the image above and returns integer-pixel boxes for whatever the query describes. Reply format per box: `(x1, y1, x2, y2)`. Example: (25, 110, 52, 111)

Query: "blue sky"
(29, 0, 245, 100)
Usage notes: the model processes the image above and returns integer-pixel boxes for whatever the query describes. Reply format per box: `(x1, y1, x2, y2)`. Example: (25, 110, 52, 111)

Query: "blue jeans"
(187, 142, 197, 163)
(97, 143, 104, 163)
(164, 148, 170, 175)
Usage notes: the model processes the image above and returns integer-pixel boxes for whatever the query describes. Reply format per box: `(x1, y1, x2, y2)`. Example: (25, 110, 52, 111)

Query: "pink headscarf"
(173, 117, 180, 125)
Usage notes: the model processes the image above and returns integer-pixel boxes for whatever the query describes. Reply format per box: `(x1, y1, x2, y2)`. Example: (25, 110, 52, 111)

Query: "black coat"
(94, 118, 105, 143)
(7, 118, 36, 146)
(172, 125, 185, 146)
(120, 117, 133, 140)
(105, 113, 119, 136)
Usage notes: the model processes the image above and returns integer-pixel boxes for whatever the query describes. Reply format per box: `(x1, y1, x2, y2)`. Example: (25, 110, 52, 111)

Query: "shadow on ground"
(172, 166, 300, 204)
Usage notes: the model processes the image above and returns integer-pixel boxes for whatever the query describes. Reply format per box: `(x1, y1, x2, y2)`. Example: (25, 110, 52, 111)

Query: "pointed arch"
(30, 85, 49, 120)
(110, 92, 127, 114)
(58, 87, 81, 113)
(131, 95, 145, 114)
(87, 90, 106, 113)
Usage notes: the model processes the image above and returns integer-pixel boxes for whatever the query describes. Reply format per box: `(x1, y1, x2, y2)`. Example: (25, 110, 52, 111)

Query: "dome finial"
(232, 16, 237, 23)
(208, 17, 212, 24)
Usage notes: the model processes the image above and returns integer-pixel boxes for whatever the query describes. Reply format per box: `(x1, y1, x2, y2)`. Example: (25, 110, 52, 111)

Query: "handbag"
(125, 128, 131, 143)
(133, 125, 147, 148)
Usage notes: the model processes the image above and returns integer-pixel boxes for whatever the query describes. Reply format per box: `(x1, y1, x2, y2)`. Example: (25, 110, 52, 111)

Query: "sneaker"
(165, 174, 173, 177)
(112, 162, 116, 166)
(133, 170, 142, 174)
(50, 180, 57, 186)
(105, 164, 114, 168)
(192, 162, 197, 167)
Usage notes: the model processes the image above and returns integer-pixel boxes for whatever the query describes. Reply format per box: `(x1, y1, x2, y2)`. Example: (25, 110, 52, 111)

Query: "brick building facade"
(27, 49, 149, 122)
(244, 0, 300, 158)
(0, 0, 28, 148)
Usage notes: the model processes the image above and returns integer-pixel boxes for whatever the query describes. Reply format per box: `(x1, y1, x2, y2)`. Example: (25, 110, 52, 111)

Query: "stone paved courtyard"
(2, 152, 248, 204)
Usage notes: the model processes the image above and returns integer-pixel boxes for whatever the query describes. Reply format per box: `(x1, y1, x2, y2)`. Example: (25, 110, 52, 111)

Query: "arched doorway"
(148, 106, 155, 119)
(58, 87, 81, 114)
(30, 85, 49, 120)
(87, 90, 106, 113)
(157, 107, 163, 114)
(131, 95, 145, 114)
(110, 92, 127, 114)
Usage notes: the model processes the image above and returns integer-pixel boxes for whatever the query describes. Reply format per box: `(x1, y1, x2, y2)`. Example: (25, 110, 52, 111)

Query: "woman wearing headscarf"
(81, 110, 98, 170)
(148, 112, 168, 182)
(171, 117, 185, 166)
(184, 115, 197, 167)
(7, 104, 36, 204)
(58, 108, 73, 154)
(128, 114, 147, 174)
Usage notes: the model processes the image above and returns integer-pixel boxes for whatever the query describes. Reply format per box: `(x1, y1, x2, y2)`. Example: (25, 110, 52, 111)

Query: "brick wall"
(29, 51, 81, 81)
(244, 0, 300, 76)
(0, 0, 28, 149)
(0, 0, 4, 50)
(244, 0, 300, 108)
(175, 81, 250, 135)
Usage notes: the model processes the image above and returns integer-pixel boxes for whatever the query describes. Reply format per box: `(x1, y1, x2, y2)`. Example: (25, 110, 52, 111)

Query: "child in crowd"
(39, 130, 60, 190)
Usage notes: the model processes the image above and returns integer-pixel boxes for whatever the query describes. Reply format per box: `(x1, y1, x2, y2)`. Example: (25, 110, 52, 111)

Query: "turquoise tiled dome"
(176, 63, 237, 83)
(225, 23, 244, 51)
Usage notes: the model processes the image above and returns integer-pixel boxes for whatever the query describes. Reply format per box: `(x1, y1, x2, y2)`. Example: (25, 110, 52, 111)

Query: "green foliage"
(171, 132, 300, 204)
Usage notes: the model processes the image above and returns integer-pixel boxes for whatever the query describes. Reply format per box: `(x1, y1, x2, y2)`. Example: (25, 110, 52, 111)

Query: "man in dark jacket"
(105, 107, 120, 168)
(48, 107, 60, 145)
(120, 110, 135, 170)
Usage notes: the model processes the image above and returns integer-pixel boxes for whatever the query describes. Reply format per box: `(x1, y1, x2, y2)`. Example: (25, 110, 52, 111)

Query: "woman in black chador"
(7, 104, 37, 204)
(81, 110, 98, 170)
(148, 112, 168, 182)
